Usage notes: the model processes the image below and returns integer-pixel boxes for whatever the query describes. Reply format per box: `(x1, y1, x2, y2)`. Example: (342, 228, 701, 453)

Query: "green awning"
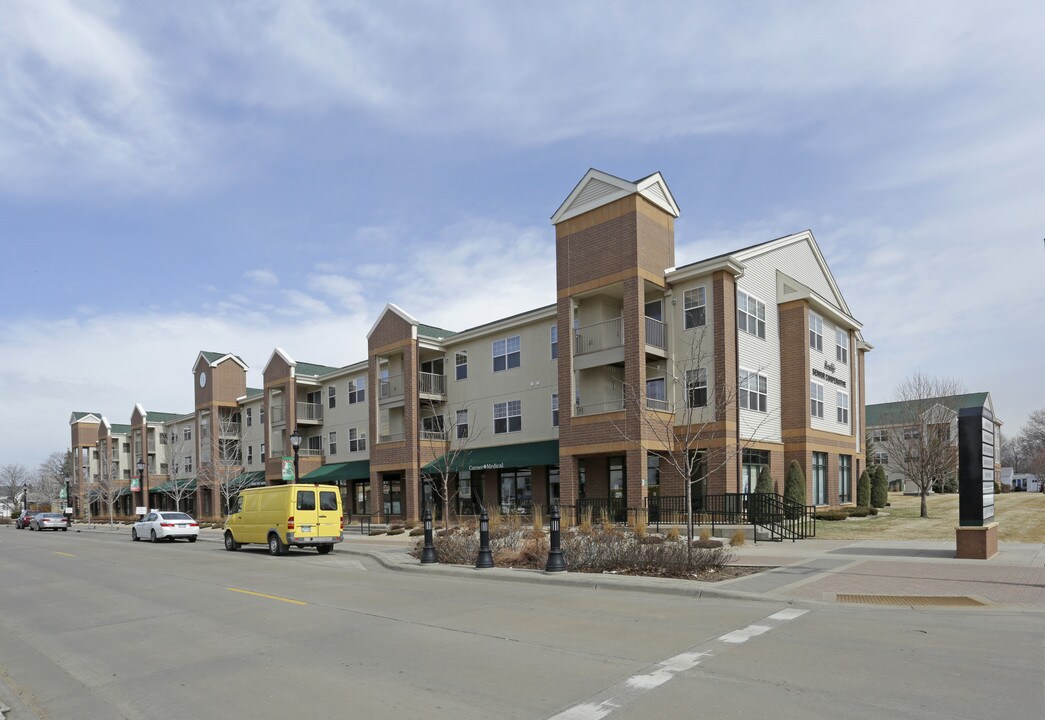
(300, 460, 370, 484)
(223, 471, 266, 491)
(149, 478, 197, 493)
(423, 440, 559, 474)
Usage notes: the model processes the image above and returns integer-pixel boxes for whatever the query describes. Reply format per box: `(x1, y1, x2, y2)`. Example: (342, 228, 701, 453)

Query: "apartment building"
(69, 168, 869, 524)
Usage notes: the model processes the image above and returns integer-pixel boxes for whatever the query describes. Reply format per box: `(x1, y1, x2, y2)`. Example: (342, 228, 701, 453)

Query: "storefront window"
(499, 468, 532, 513)
(383, 475, 402, 516)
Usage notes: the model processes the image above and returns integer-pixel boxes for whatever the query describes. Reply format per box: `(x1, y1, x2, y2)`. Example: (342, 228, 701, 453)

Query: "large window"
(811, 382, 825, 419)
(550, 326, 558, 359)
(836, 391, 850, 424)
(492, 336, 521, 372)
(247, 446, 253, 464)
(551, 395, 559, 427)
(455, 352, 468, 380)
(809, 312, 823, 351)
(813, 452, 827, 505)
(647, 454, 660, 498)
(871, 429, 887, 442)
(839, 455, 852, 503)
(836, 329, 849, 364)
(686, 368, 708, 408)
(246, 408, 252, 427)
(494, 400, 522, 434)
(737, 290, 766, 339)
(739, 369, 768, 412)
(499, 468, 532, 512)
(348, 377, 366, 404)
(873, 451, 888, 465)
(684, 286, 706, 329)
(456, 410, 469, 438)
(349, 428, 366, 452)
(328, 432, 337, 455)
(328, 386, 337, 409)
(742, 449, 770, 494)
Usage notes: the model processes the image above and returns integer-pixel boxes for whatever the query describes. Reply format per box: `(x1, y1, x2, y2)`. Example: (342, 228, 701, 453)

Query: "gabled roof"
(367, 303, 419, 339)
(295, 362, 341, 378)
(70, 411, 102, 424)
(145, 412, 184, 424)
(866, 393, 992, 427)
(197, 351, 248, 370)
(418, 324, 457, 340)
(110, 423, 132, 435)
(551, 169, 680, 225)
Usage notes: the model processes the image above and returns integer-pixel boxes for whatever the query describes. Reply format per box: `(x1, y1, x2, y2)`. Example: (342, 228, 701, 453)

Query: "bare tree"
(158, 428, 201, 513)
(1, 463, 31, 509)
(420, 400, 484, 531)
(37, 451, 71, 509)
(91, 453, 123, 527)
(1017, 408, 1045, 484)
(998, 431, 1024, 472)
(210, 411, 244, 517)
(877, 372, 964, 518)
(614, 329, 777, 559)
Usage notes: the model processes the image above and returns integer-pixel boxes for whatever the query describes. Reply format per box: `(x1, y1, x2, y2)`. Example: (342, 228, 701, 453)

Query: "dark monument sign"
(957, 405, 995, 526)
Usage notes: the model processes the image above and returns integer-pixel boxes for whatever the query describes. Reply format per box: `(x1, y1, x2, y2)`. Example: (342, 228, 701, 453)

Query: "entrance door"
(608, 457, 626, 522)
(383, 475, 402, 517)
(354, 481, 370, 515)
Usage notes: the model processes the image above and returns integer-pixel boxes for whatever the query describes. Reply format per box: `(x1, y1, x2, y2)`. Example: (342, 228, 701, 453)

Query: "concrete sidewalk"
(69, 522, 1045, 610)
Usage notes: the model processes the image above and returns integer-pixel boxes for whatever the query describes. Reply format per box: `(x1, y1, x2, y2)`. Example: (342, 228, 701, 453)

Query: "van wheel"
(268, 534, 287, 556)
(317, 544, 333, 555)
(223, 532, 239, 551)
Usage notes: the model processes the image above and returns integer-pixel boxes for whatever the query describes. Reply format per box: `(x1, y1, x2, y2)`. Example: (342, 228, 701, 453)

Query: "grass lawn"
(812, 492, 1045, 543)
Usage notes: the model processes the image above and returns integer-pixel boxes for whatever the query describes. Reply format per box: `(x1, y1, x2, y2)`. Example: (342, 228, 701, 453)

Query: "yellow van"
(223, 484, 343, 556)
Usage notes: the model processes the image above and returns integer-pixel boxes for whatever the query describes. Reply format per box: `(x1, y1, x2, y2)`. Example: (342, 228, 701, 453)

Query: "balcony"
(270, 404, 286, 425)
(299, 448, 324, 457)
(380, 374, 405, 403)
(420, 429, 447, 441)
(575, 317, 624, 355)
(645, 316, 668, 351)
(574, 399, 625, 416)
(646, 397, 673, 412)
(220, 422, 241, 437)
(297, 402, 323, 424)
(379, 431, 405, 443)
(419, 372, 447, 398)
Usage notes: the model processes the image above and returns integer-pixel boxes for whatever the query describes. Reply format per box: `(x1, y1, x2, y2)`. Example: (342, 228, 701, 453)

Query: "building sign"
(811, 360, 847, 389)
(131, 477, 140, 491)
(958, 406, 995, 526)
(468, 462, 504, 471)
(281, 457, 295, 482)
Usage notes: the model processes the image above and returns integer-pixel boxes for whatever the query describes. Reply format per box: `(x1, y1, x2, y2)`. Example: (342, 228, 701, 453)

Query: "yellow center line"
(54, 551, 76, 557)
(227, 587, 308, 605)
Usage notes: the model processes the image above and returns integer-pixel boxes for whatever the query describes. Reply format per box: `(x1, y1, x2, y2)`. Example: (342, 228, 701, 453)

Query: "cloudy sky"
(2, 1, 1043, 470)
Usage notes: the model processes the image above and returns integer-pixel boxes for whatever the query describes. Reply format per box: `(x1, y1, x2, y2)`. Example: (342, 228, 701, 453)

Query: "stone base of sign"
(955, 522, 998, 560)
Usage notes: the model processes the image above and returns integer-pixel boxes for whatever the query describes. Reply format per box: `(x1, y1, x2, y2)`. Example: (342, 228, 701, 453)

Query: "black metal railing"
(645, 493, 816, 541)
(347, 512, 378, 534)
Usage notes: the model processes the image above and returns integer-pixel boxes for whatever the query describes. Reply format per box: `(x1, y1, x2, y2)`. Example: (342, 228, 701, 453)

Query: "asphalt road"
(1, 527, 1041, 719)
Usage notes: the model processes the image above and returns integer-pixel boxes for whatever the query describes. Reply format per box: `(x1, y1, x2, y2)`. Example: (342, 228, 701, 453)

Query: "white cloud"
(243, 269, 280, 287)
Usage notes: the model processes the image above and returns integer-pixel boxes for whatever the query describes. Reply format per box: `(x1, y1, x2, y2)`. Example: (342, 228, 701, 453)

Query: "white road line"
(547, 607, 809, 720)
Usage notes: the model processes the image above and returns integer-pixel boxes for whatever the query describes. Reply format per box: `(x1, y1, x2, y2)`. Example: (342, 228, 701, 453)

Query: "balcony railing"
(574, 399, 625, 416)
(297, 402, 323, 423)
(380, 374, 404, 400)
(420, 429, 448, 441)
(419, 372, 447, 396)
(270, 404, 286, 424)
(147, 441, 156, 453)
(646, 397, 672, 412)
(299, 448, 324, 457)
(575, 317, 624, 355)
(645, 316, 667, 350)
(379, 431, 405, 443)
(220, 422, 241, 437)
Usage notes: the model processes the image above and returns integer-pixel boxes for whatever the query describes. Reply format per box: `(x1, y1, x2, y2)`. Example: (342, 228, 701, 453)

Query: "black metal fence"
(645, 493, 816, 541)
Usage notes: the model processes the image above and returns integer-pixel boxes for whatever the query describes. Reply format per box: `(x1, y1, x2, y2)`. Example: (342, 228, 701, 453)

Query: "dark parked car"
(15, 510, 37, 529)
(30, 513, 69, 531)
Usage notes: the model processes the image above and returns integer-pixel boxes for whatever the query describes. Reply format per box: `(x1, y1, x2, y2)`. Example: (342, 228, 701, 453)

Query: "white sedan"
(132, 511, 200, 543)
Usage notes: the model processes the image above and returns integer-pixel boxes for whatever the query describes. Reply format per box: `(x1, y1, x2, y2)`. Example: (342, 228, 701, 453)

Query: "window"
(810, 312, 823, 351)
(647, 454, 660, 494)
(813, 452, 827, 505)
(328, 386, 337, 409)
(260, 405, 265, 424)
(550, 326, 558, 359)
(260, 443, 266, 463)
(551, 395, 559, 427)
(494, 400, 522, 434)
(456, 410, 469, 439)
(296, 490, 316, 511)
(348, 377, 366, 404)
(122, 442, 130, 454)
(492, 335, 521, 372)
(742, 449, 770, 494)
(836, 329, 848, 364)
(839, 455, 852, 503)
(349, 428, 366, 452)
(811, 382, 825, 419)
(739, 369, 767, 412)
(836, 391, 850, 424)
(183, 426, 192, 440)
(684, 287, 706, 329)
(871, 429, 887, 442)
(873, 451, 888, 465)
(686, 368, 708, 408)
(247, 446, 253, 465)
(328, 432, 337, 455)
(646, 378, 666, 408)
(455, 352, 468, 380)
(422, 415, 444, 437)
(184, 457, 193, 473)
(246, 408, 252, 427)
(737, 290, 766, 339)
(307, 435, 323, 454)
(159, 432, 167, 445)
(903, 427, 920, 440)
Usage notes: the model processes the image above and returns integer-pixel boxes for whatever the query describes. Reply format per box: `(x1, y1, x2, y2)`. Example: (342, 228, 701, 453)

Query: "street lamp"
(22, 482, 28, 513)
(137, 458, 145, 514)
(289, 427, 302, 483)
(63, 475, 72, 522)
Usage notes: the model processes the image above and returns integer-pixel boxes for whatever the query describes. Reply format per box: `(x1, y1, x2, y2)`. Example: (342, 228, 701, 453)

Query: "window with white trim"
(247, 446, 253, 464)
(836, 391, 849, 424)
(684, 286, 706, 329)
(183, 426, 192, 440)
(456, 410, 469, 439)
(348, 377, 366, 404)
(739, 369, 768, 412)
(494, 400, 522, 434)
(260, 443, 265, 463)
(349, 428, 366, 452)
(550, 326, 558, 360)
(492, 336, 521, 372)
(184, 456, 193, 473)
(737, 290, 766, 339)
(810, 312, 823, 351)
(246, 408, 252, 427)
(551, 395, 559, 427)
(836, 329, 848, 364)
(260, 406, 265, 424)
(328, 386, 337, 409)
(903, 427, 920, 440)
(686, 368, 708, 408)
(455, 352, 468, 380)
(308, 435, 323, 454)
(873, 451, 888, 465)
(811, 382, 825, 419)
(871, 429, 887, 442)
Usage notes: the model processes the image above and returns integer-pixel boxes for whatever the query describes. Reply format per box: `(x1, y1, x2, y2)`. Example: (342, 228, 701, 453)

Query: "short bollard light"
(420, 504, 438, 564)
(545, 504, 566, 573)
(475, 507, 494, 568)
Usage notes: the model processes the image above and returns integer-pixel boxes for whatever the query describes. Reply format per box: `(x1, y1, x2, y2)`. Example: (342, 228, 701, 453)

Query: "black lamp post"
(136, 458, 145, 514)
(63, 475, 72, 521)
(475, 507, 494, 568)
(289, 427, 302, 483)
(545, 504, 566, 572)
(420, 478, 438, 564)
(22, 482, 28, 513)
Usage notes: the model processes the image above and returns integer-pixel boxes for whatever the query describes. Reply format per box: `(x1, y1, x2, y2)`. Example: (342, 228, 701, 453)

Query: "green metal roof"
(244, 387, 263, 398)
(423, 440, 559, 474)
(866, 393, 990, 427)
(110, 424, 132, 434)
(223, 471, 266, 490)
(295, 362, 341, 378)
(201, 351, 247, 366)
(418, 324, 458, 340)
(146, 412, 184, 423)
(72, 411, 102, 421)
(150, 478, 197, 493)
(300, 461, 370, 483)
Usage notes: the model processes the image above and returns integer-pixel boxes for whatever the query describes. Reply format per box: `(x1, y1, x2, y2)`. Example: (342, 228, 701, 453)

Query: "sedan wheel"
(132, 528, 139, 541)
(150, 529, 158, 543)
(188, 536, 197, 543)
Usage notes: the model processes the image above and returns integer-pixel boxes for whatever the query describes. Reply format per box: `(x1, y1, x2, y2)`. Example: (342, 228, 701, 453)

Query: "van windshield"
(296, 491, 316, 511)
(320, 491, 338, 510)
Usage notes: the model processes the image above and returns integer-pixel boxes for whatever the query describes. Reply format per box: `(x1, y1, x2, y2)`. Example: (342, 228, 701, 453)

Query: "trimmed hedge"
(814, 510, 848, 521)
